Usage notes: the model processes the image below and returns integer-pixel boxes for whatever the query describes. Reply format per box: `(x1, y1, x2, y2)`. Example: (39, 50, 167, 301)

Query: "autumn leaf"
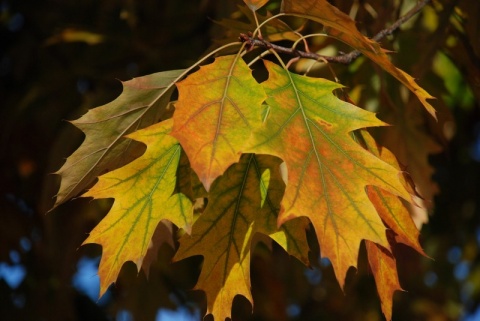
(45, 28, 104, 46)
(82, 119, 193, 296)
(139, 136, 197, 277)
(172, 55, 266, 191)
(355, 129, 424, 253)
(367, 183, 426, 320)
(281, 0, 436, 119)
(366, 241, 402, 321)
(54, 69, 184, 208)
(246, 60, 411, 288)
(174, 154, 309, 320)
(355, 129, 426, 320)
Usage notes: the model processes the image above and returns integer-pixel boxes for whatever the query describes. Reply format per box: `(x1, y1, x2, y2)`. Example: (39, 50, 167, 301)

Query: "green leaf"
(54, 69, 184, 208)
(247, 60, 411, 288)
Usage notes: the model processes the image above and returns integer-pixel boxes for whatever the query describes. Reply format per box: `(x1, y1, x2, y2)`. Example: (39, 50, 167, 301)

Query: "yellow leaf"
(45, 28, 104, 46)
(247, 60, 411, 289)
(172, 55, 266, 191)
(82, 119, 193, 296)
(281, 0, 436, 119)
(175, 154, 309, 320)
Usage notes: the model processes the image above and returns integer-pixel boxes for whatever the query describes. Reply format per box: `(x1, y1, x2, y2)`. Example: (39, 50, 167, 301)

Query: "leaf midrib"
(282, 69, 385, 244)
(100, 144, 181, 270)
(60, 73, 183, 204)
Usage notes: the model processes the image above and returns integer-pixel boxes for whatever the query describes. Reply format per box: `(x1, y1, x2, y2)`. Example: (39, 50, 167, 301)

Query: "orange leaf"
(366, 241, 403, 321)
(367, 185, 425, 254)
(281, 0, 436, 119)
(356, 129, 427, 320)
(172, 55, 266, 191)
(246, 60, 411, 289)
(358, 130, 425, 255)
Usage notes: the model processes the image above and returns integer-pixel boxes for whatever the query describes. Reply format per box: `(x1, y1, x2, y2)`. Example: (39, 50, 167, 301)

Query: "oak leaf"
(356, 130, 424, 253)
(281, 0, 436, 118)
(172, 55, 266, 191)
(139, 150, 197, 275)
(356, 129, 426, 320)
(365, 241, 402, 321)
(174, 154, 309, 320)
(82, 119, 193, 296)
(54, 70, 184, 208)
(246, 60, 411, 288)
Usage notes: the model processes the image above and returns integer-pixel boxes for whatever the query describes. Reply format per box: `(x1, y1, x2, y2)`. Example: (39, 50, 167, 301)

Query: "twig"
(239, 0, 431, 65)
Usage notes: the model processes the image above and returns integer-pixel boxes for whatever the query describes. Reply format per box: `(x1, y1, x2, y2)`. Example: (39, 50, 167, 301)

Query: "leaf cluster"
(52, 0, 439, 320)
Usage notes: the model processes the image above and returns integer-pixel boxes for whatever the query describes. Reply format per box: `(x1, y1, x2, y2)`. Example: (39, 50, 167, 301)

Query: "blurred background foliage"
(1, 0, 479, 320)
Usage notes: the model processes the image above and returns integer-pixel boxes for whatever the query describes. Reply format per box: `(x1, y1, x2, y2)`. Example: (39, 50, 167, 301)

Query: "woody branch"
(239, 0, 431, 64)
